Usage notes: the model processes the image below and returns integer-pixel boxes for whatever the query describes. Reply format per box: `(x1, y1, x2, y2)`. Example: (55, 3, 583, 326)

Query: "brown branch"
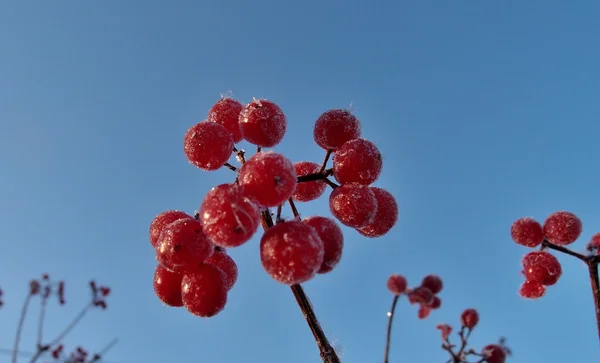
(297, 169, 333, 183)
(541, 240, 587, 261)
(383, 295, 399, 363)
(46, 303, 91, 348)
(288, 199, 300, 220)
(319, 149, 333, 173)
(12, 293, 33, 363)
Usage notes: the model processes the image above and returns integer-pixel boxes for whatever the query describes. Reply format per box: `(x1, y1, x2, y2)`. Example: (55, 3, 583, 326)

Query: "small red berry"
(408, 287, 433, 305)
(510, 217, 544, 247)
(436, 324, 453, 341)
(182, 264, 228, 317)
(521, 251, 562, 286)
(184, 121, 234, 171)
(417, 306, 431, 319)
(155, 218, 214, 273)
(543, 211, 582, 245)
(292, 161, 327, 202)
(313, 109, 361, 150)
(153, 265, 183, 307)
(421, 275, 443, 294)
(460, 308, 479, 329)
(587, 232, 600, 253)
(238, 152, 297, 207)
(205, 250, 238, 290)
(329, 183, 377, 228)
(481, 344, 507, 363)
(239, 99, 287, 147)
(149, 210, 194, 247)
(429, 296, 441, 309)
(519, 280, 545, 299)
(333, 138, 382, 185)
(303, 216, 344, 274)
(387, 274, 408, 295)
(208, 97, 243, 143)
(357, 187, 398, 238)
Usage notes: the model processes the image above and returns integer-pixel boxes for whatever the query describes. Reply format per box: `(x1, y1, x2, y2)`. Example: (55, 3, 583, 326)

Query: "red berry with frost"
(329, 183, 377, 228)
(238, 151, 297, 207)
(205, 250, 238, 290)
(460, 308, 479, 329)
(156, 219, 213, 273)
(421, 275, 443, 294)
(208, 98, 243, 143)
(408, 287, 433, 305)
(429, 296, 441, 309)
(587, 232, 600, 253)
(303, 216, 344, 274)
(181, 264, 228, 317)
(333, 138, 382, 185)
(543, 211, 582, 245)
(292, 161, 327, 202)
(482, 344, 507, 363)
(199, 183, 260, 248)
(313, 109, 361, 150)
(436, 324, 453, 341)
(149, 210, 193, 247)
(418, 306, 431, 319)
(260, 220, 324, 285)
(387, 274, 408, 295)
(239, 99, 287, 147)
(184, 121, 234, 171)
(519, 280, 545, 299)
(153, 265, 183, 307)
(510, 217, 544, 247)
(521, 251, 562, 286)
(357, 187, 398, 238)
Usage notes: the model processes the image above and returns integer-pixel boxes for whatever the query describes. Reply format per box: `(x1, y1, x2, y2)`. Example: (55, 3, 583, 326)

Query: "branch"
(383, 295, 400, 363)
(12, 293, 33, 363)
(46, 303, 91, 348)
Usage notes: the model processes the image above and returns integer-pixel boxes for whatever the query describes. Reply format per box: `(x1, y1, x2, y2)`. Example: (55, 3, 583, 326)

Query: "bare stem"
(12, 294, 32, 363)
(297, 169, 333, 183)
(319, 149, 333, 173)
(383, 295, 400, 363)
(89, 338, 119, 363)
(36, 296, 48, 347)
(47, 303, 91, 347)
(588, 261, 600, 348)
(288, 198, 300, 219)
(223, 162, 237, 172)
(541, 240, 587, 261)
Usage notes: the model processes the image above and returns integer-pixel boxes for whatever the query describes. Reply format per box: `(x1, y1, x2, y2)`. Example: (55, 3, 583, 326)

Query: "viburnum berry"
(421, 274, 443, 294)
(184, 121, 234, 171)
(329, 183, 377, 228)
(332, 138, 382, 185)
(510, 217, 544, 247)
(519, 280, 545, 299)
(387, 274, 408, 295)
(153, 265, 183, 307)
(260, 220, 324, 285)
(149, 210, 193, 247)
(429, 296, 441, 309)
(418, 306, 431, 319)
(238, 151, 297, 207)
(408, 286, 434, 305)
(182, 264, 228, 317)
(155, 219, 214, 273)
(460, 308, 479, 329)
(205, 249, 238, 290)
(436, 324, 453, 341)
(313, 109, 361, 150)
(199, 183, 260, 248)
(208, 97, 243, 143)
(239, 99, 287, 147)
(542, 211, 582, 245)
(303, 216, 344, 274)
(292, 161, 327, 202)
(357, 187, 398, 237)
(521, 251, 562, 286)
(481, 344, 507, 363)
(587, 232, 600, 253)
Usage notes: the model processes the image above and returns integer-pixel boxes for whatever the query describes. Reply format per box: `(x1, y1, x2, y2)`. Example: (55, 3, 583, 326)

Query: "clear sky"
(1, 1, 599, 363)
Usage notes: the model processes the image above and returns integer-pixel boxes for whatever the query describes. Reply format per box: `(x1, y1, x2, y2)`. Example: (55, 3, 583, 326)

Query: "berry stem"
(88, 338, 119, 363)
(587, 261, 600, 349)
(541, 240, 587, 261)
(12, 293, 32, 363)
(288, 198, 300, 219)
(297, 169, 333, 183)
(36, 294, 48, 348)
(383, 295, 400, 363)
(223, 162, 237, 172)
(46, 303, 91, 347)
(319, 149, 333, 173)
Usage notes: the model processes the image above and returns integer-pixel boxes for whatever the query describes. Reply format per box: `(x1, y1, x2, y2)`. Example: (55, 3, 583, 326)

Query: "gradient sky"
(1, 1, 600, 363)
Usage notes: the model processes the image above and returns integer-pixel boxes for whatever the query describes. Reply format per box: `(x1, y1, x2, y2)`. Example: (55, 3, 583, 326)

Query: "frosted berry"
(408, 287, 433, 305)
(205, 250, 238, 290)
(239, 99, 287, 147)
(460, 309, 479, 329)
(436, 324, 453, 341)
(418, 306, 431, 319)
(357, 187, 398, 238)
(429, 296, 441, 309)
(313, 109, 361, 150)
(292, 161, 327, 202)
(510, 217, 544, 247)
(587, 232, 600, 253)
(153, 265, 183, 307)
(238, 152, 297, 207)
(149, 210, 193, 247)
(208, 98, 243, 143)
(519, 280, 545, 299)
(421, 275, 443, 294)
(387, 274, 408, 295)
(184, 121, 234, 171)
(156, 219, 214, 273)
(200, 183, 260, 247)
(181, 264, 228, 317)
(333, 138, 382, 185)
(482, 344, 507, 363)
(543, 211, 582, 245)
(329, 183, 377, 228)
(260, 220, 324, 285)
(521, 251, 562, 286)
(303, 216, 344, 274)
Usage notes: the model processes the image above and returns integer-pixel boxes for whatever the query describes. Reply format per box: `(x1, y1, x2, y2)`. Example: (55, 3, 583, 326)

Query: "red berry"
(153, 265, 183, 307)
(207, 98, 243, 143)
(332, 138, 382, 185)
(238, 152, 297, 207)
(149, 210, 193, 247)
(417, 306, 431, 319)
(181, 264, 228, 317)
(303, 216, 344, 274)
(387, 274, 408, 295)
(156, 219, 214, 273)
(408, 287, 433, 305)
(205, 250, 238, 290)
(481, 344, 507, 363)
(292, 161, 327, 202)
(587, 232, 600, 253)
(199, 183, 260, 248)
(543, 211, 582, 245)
(519, 280, 545, 299)
(429, 296, 441, 309)
(329, 183, 377, 228)
(510, 217, 544, 247)
(313, 109, 361, 150)
(521, 251, 562, 286)
(260, 220, 324, 285)
(436, 324, 453, 341)
(421, 275, 443, 294)
(357, 187, 398, 238)
(460, 308, 479, 329)
(184, 121, 234, 171)
(239, 99, 287, 147)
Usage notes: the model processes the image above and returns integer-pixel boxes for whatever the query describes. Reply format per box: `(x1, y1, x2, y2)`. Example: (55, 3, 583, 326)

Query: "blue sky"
(1, 1, 599, 362)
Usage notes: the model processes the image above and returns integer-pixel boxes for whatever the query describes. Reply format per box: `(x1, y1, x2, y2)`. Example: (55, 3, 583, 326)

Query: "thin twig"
(12, 293, 33, 363)
(319, 149, 333, 173)
(587, 261, 600, 348)
(288, 199, 300, 220)
(541, 240, 587, 261)
(223, 162, 237, 172)
(47, 303, 91, 347)
(89, 338, 119, 363)
(383, 295, 400, 363)
(37, 295, 48, 347)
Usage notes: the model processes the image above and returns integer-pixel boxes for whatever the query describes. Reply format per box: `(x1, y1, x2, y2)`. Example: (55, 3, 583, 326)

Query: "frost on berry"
(329, 183, 377, 228)
(436, 324, 453, 341)
(238, 151, 297, 207)
(387, 274, 408, 295)
(260, 220, 325, 285)
(421, 275, 443, 294)
(303, 216, 344, 274)
(205, 250, 238, 290)
(313, 109, 361, 150)
(521, 251, 562, 286)
(200, 183, 260, 248)
(292, 161, 327, 202)
(482, 344, 507, 363)
(332, 138, 382, 185)
(460, 308, 479, 329)
(156, 219, 214, 273)
(510, 217, 544, 247)
(542, 211, 582, 245)
(239, 99, 287, 147)
(519, 280, 545, 299)
(149, 210, 193, 247)
(182, 264, 228, 317)
(184, 121, 234, 171)
(208, 98, 244, 143)
(357, 187, 398, 238)
(153, 265, 183, 307)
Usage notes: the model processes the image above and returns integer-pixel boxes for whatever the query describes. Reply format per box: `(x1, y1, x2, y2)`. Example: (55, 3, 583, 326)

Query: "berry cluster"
(51, 345, 102, 363)
(387, 274, 443, 319)
(149, 95, 398, 319)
